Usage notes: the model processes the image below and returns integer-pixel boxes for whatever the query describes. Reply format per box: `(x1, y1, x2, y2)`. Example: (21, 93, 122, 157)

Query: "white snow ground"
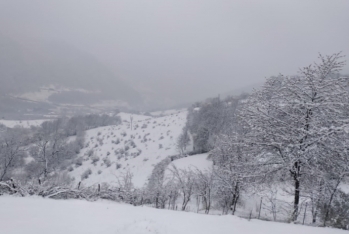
(168, 153, 212, 171)
(0, 196, 344, 234)
(165, 153, 213, 179)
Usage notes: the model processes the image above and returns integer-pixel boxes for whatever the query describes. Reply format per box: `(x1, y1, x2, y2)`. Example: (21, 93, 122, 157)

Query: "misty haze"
(0, 1, 349, 234)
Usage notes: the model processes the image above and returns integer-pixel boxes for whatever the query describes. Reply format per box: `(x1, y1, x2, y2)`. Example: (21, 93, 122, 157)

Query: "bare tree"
(0, 129, 27, 181)
(169, 165, 195, 211)
(30, 119, 76, 179)
(193, 167, 215, 214)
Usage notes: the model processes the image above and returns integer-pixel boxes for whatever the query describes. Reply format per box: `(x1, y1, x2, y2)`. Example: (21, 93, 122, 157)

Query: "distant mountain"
(0, 35, 142, 108)
(222, 82, 263, 98)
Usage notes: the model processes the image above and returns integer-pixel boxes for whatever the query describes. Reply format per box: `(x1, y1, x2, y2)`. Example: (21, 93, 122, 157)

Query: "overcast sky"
(1, 0, 349, 104)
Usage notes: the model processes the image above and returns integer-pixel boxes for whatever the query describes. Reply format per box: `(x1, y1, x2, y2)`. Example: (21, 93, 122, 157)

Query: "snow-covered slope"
(67, 110, 188, 187)
(165, 153, 213, 179)
(0, 119, 49, 128)
(168, 153, 212, 171)
(0, 197, 344, 234)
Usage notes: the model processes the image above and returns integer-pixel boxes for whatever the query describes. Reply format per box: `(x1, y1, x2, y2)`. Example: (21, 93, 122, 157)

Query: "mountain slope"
(0, 35, 141, 106)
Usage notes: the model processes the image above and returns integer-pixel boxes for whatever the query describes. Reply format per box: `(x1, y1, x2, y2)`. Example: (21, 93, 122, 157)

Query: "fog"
(1, 0, 349, 109)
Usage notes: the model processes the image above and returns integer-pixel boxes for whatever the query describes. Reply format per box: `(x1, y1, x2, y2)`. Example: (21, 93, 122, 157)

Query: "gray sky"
(1, 0, 349, 105)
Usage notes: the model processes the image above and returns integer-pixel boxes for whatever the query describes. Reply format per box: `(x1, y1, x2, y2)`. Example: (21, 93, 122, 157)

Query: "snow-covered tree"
(0, 128, 28, 181)
(176, 127, 190, 155)
(210, 131, 251, 215)
(186, 95, 246, 153)
(238, 53, 349, 221)
(192, 167, 215, 214)
(30, 119, 81, 179)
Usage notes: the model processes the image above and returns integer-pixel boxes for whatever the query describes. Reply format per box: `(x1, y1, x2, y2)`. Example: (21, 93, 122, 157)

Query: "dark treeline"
(184, 94, 249, 154)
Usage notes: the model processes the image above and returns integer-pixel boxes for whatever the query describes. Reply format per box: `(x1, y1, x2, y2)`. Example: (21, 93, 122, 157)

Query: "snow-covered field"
(0, 119, 49, 128)
(0, 196, 344, 234)
(165, 153, 213, 179)
(168, 153, 212, 171)
(67, 111, 189, 187)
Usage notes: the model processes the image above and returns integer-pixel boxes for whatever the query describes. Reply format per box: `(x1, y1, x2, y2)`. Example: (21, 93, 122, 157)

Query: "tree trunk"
(293, 176, 300, 222)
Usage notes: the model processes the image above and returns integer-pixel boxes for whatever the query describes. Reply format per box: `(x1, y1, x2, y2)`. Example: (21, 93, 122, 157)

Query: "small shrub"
(75, 158, 83, 167)
(81, 168, 92, 180)
(91, 155, 100, 164)
(87, 149, 94, 157)
(103, 158, 112, 167)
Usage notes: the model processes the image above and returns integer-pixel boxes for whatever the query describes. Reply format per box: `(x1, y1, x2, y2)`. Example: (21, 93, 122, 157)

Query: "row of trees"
(35, 114, 121, 137)
(144, 154, 233, 215)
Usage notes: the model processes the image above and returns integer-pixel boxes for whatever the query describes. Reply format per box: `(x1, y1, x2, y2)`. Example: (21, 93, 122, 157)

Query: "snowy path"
(0, 197, 344, 234)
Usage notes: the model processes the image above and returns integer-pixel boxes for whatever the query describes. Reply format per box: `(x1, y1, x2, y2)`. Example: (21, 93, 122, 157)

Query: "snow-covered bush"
(87, 149, 94, 157)
(320, 190, 349, 229)
(81, 168, 92, 180)
(91, 156, 100, 164)
(75, 158, 83, 167)
(103, 158, 112, 167)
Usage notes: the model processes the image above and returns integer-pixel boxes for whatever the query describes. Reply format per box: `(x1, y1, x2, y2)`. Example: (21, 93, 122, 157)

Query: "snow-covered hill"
(67, 110, 189, 187)
(0, 196, 344, 234)
(0, 119, 49, 128)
